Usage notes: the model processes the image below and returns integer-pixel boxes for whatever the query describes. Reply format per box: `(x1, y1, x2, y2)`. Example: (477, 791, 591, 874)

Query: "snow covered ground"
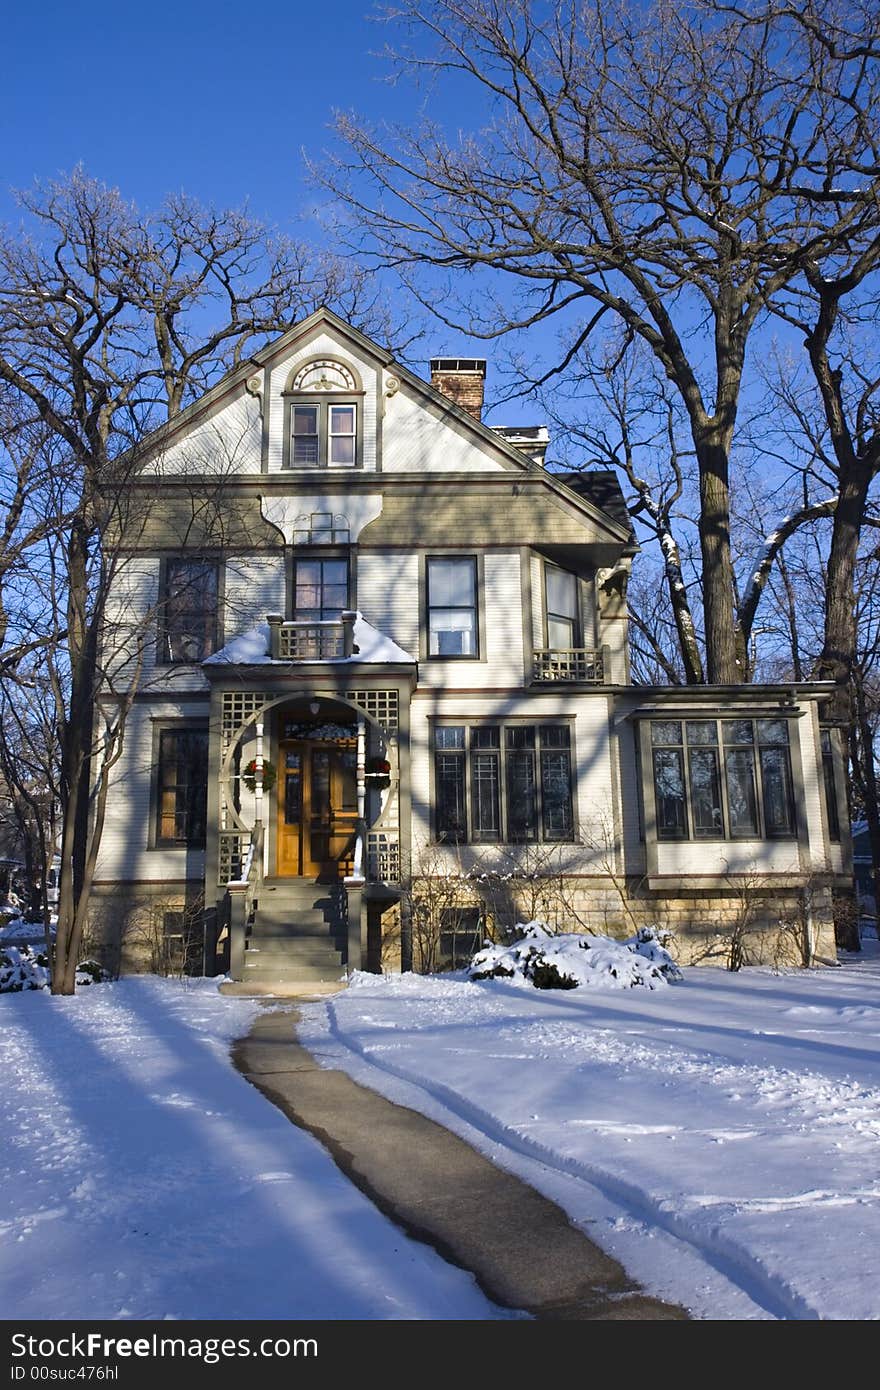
(299, 945, 880, 1321)
(2, 948, 879, 1322)
(0, 978, 509, 1320)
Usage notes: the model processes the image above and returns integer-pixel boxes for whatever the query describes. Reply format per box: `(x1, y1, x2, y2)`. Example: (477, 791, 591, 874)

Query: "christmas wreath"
(242, 757, 276, 792)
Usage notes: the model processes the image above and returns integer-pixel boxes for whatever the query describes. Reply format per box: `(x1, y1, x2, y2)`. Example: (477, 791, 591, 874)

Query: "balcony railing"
(267, 611, 356, 661)
(532, 647, 607, 683)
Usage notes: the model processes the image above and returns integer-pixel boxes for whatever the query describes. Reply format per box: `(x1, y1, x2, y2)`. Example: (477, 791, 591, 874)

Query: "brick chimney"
(429, 357, 487, 421)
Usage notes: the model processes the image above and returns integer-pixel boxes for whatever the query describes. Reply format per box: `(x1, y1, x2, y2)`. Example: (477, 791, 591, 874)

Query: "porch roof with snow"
(202, 614, 416, 669)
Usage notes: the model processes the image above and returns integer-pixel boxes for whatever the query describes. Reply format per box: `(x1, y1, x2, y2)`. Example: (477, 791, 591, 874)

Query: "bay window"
(650, 717, 795, 841)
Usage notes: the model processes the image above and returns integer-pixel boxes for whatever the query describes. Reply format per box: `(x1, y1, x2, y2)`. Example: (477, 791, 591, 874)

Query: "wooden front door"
(276, 739, 358, 878)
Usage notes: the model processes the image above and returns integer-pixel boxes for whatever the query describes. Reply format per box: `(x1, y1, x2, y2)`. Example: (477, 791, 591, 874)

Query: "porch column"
(356, 713, 366, 824)
(253, 719, 265, 833)
(345, 713, 368, 971)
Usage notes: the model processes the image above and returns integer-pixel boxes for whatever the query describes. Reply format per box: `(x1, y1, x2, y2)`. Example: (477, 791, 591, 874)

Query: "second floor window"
(545, 564, 580, 648)
(160, 559, 218, 663)
(427, 556, 478, 657)
(293, 557, 350, 622)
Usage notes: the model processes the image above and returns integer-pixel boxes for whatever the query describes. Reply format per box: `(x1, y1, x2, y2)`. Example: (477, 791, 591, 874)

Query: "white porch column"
(254, 720, 264, 828)
(356, 713, 366, 823)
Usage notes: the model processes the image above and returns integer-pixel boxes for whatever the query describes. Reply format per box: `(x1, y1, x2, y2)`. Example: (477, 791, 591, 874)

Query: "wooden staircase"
(242, 878, 347, 987)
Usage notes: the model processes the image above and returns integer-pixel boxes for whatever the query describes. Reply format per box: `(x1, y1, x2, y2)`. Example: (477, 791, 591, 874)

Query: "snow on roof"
(203, 613, 415, 667)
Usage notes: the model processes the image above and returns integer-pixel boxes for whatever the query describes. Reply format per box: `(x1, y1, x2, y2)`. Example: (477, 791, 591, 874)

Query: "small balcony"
(267, 611, 357, 661)
(532, 647, 607, 683)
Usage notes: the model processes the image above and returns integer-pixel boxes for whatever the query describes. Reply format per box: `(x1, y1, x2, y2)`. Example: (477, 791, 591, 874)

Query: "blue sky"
(2, 1, 406, 220)
(3, 1, 523, 405)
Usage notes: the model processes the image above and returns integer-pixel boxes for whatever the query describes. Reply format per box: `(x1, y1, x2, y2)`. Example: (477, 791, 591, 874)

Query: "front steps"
(238, 878, 347, 991)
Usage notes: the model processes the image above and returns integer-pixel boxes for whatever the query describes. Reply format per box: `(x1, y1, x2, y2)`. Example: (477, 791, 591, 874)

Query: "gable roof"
(126, 307, 633, 543)
(551, 470, 633, 537)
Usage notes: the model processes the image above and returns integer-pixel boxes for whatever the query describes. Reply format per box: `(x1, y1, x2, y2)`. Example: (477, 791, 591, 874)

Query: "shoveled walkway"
(233, 1006, 689, 1321)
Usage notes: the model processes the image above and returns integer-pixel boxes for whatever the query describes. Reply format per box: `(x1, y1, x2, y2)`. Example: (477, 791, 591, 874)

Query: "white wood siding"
(655, 840, 802, 875)
(530, 552, 544, 651)
(381, 383, 509, 472)
(357, 551, 420, 657)
(101, 556, 159, 684)
(799, 706, 832, 870)
(140, 391, 261, 475)
(224, 555, 286, 637)
(266, 331, 378, 473)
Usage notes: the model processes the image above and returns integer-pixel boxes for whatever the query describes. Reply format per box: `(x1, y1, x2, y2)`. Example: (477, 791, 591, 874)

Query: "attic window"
(292, 512, 351, 546)
(292, 360, 356, 392)
(285, 358, 361, 468)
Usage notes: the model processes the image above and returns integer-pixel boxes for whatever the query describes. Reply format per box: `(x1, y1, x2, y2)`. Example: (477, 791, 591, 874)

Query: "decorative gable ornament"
(293, 360, 356, 392)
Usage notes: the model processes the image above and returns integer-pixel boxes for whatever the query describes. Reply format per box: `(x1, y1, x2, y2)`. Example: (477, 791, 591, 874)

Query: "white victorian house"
(93, 308, 852, 983)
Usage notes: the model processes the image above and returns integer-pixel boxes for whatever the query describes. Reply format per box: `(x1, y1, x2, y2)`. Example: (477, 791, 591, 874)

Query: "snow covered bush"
(0, 946, 51, 992)
(467, 922, 682, 991)
(624, 926, 683, 981)
(0, 945, 110, 992)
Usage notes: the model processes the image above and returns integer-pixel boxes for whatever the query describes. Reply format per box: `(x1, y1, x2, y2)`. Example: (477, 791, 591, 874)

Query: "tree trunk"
(814, 460, 873, 718)
(696, 434, 740, 685)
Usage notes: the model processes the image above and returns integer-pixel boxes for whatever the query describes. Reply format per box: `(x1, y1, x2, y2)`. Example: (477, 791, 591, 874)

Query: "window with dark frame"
(292, 556, 350, 622)
(427, 556, 478, 657)
(433, 724, 573, 844)
(156, 728, 209, 847)
(438, 907, 483, 969)
(290, 401, 358, 468)
(544, 563, 580, 648)
(820, 728, 841, 843)
(160, 559, 218, 663)
(650, 717, 795, 842)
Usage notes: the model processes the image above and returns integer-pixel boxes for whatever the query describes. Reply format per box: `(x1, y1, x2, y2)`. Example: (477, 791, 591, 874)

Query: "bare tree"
(322, 0, 880, 683)
(0, 169, 405, 994)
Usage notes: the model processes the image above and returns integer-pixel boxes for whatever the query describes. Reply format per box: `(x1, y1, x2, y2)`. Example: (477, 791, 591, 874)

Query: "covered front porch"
(201, 614, 415, 982)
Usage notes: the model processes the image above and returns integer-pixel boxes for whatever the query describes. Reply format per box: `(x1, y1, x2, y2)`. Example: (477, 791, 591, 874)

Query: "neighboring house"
(93, 308, 852, 983)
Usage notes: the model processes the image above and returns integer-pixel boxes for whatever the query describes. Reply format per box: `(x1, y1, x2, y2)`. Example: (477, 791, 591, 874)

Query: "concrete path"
(232, 1007, 689, 1321)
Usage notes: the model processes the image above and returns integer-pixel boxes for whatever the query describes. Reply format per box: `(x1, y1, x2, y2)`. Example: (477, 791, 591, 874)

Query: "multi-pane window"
(434, 724, 574, 843)
(427, 557, 478, 657)
(292, 405, 320, 464)
(156, 728, 209, 847)
(328, 405, 356, 464)
(820, 728, 841, 843)
(160, 559, 218, 663)
(545, 564, 580, 648)
(290, 402, 358, 467)
(650, 718, 795, 841)
(293, 557, 349, 622)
